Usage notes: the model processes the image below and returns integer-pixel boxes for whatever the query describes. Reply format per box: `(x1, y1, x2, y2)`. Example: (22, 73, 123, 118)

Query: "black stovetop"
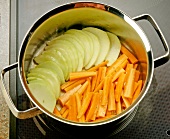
(9, 0, 170, 138)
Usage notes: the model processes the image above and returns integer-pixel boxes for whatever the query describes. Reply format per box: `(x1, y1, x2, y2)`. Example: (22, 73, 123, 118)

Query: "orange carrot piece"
(86, 93, 100, 121)
(63, 79, 86, 92)
(58, 84, 81, 106)
(53, 107, 62, 117)
(60, 106, 67, 115)
(94, 115, 114, 122)
(101, 76, 111, 105)
(120, 45, 138, 64)
(122, 95, 131, 108)
(120, 59, 128, 69)
(116, 101, 122, 115)
(67, 94, 77, 121)
(78, 115, 85, 122)
(132, 80, 143, 103)
(133, 63, 138, 69)
(96, 90, 107, 118)
(100, 67, 107, 81)
(108, 83, 116, 111)
(107, 54, 128, 75)
(88, 60, 108, 71)
(75, 93, 82, 113)
(61, 79, 78, 90)
(124, 68, 136, 98)
(77, 92, 93, 119)
(134, 70, 140, 82)
(81, 78, 91, 104)
(62, 109, 69, 119)
(111, 68, 125, 83)
(115, 73, 126, 102)
(76, 80, 89, 96)
(91, 71, 98, 91)
(93, 79, 104, 92)
(95, 67, 103, 89)
(69, 71, 96, 81)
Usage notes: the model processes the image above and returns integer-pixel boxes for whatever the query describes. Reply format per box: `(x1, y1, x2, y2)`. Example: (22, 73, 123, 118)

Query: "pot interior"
(19, 2, 153, 125)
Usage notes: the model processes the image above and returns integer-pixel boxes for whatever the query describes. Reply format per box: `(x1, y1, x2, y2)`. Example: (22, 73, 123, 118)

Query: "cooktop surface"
(9, 0, 170, 138)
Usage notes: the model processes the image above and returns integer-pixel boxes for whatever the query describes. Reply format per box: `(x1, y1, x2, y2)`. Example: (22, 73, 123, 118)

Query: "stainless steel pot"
(0, 2, 169, 137)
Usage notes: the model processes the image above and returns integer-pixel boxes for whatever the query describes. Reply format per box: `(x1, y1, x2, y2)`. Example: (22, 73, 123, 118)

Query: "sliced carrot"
(61, 79, 79, 90)
(132, 80, 143, 103)
(124, 68, 136, 98)
(119, 59, 128, 69)
(95, 67, 103, 89)
(77, 91, 93, 119)
(63, 79, 86, 92)
(58, 84, 81, 106)
(62, 109, 69, 119)
(116, 101, 122, 115)
(101, 76, 111, 105)
(100, 67, 107, 81)
(81, 78, 91, 104)
(86, 92, 100, 121)
(76, 80, 89, 96)
(124, 64, 133, 83)
(53, 107, 62, 117)
(75, 93, 81, 113)
(115, 73, 126, 102)
(91, 71, 98, 91)
(107, 54, 128, 75)
(93, 115, 114, 122)
(78, 115, 85, 122)
(122, 95, 131, 108)
(108, 83, 116, 111)
(67, 94, 78, 121)
(111, 68, 125, 83)
(60, 106, 67, 115)
(88, 60, 108, 71)
(96, 90, 107, 118)
(133, 63, 138, 69)
(134, 70, 140, 82)
(93, 79, 104, 92)
(69, 71, 97, 81)
(120, 45, 138, 64)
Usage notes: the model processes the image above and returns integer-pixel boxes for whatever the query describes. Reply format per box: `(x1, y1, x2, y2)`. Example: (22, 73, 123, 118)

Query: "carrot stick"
(108, 83, 116, 111)
(134, 70, 140, 82)
(101, 76, 111, 105)
(120, 45, 138, 64)
(133, 63, 138, 69)
(124, 64, 133, 84)
(86, 93, 100, 121)
(77, 91, 93, 119)
(115, 73, 126, 102)
(122, 95, 131, 108)
(62, 108, 69, 119)
(124, 68, 136, 98)
(76, 80, 89, 96)
(69, 71, 96, 81)
(91, 71, 98, 91)
(58, 84, 81, 106)
(75, 93, 82, 113)
(95, 67, 103, 89)
(96, 90, 107, 118)
(111, 68, 125, 82)
(93, 115, 114, 122)
(61, 79, 79, 90)
(79, 115, 85, 122)
(53, 107, 62, 117)
(107, 54, 128, 75)
(67, 94, 78, 121)
(93, 79, 104, 92)
(63, 79, 86, 92)
(132, 80, 143, 103)
(81, 78, 91, 104)
(119, 59, 128, 69)
(60, 106, 67, 115)
(116, 101, 122, 115)
(100, 67, 107, 81)
(88, 60, 108, 71)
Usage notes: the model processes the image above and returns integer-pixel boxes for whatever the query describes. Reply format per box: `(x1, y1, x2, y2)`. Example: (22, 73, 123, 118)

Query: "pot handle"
(132, 14, 170, 68)
(0, 62, 42, 119)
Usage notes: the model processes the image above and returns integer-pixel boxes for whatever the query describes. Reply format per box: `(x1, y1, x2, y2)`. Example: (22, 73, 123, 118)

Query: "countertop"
(0, 0, 9, 139)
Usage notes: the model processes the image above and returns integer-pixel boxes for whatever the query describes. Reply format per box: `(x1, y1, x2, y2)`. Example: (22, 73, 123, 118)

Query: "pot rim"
(18, 1, 154, 126)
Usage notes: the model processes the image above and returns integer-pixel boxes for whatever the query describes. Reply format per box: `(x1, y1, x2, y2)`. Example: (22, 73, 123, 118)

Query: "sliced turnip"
(106, 32, 121, 66)
(28, 79, 56, 113)
(83, 27, 110, 65)
(65, 29, 93, 67)
(82, 30, 100, 69)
